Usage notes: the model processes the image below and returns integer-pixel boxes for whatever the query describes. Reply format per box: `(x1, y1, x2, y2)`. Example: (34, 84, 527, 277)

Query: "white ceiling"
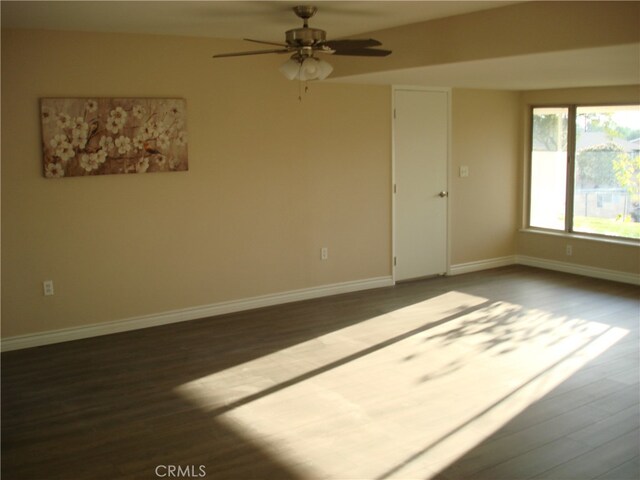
(2, 1, 638, 90)
(0, 1, 518, 41)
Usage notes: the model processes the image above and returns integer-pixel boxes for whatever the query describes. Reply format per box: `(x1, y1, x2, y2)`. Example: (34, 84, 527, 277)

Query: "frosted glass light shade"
(310, 58, 333, 80)
(279, 57, 333, 81)
(279, 58, 301, 80)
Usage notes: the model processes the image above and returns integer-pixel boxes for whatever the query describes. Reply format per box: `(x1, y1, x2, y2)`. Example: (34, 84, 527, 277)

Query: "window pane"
(573, 105, 640, 239)
(530, 108, 568, 230)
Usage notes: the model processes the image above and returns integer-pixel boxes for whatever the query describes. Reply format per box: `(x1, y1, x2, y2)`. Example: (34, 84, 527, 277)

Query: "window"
(529, 104, 640, 240)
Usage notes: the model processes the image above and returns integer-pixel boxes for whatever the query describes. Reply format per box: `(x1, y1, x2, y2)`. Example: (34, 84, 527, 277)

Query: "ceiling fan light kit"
(279, 56, 333, 81)
(213, 5, 391, 82)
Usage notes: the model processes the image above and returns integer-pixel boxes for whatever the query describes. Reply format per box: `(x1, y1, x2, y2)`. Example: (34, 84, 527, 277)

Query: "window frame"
(526, 102, 640, 244)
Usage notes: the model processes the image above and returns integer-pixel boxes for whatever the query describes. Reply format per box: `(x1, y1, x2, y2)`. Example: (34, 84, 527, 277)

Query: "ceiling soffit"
(328, 1, 640, 81)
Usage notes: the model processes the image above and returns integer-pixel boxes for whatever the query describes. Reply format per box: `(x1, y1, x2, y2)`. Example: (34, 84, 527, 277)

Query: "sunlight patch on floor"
(175, 291, 629, 479)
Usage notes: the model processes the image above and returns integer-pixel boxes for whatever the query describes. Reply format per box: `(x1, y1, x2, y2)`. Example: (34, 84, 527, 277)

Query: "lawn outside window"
(528, 104, 640, 241)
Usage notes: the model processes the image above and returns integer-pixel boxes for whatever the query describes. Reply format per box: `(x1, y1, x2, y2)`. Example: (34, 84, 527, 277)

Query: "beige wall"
(451, 89, 520, 265)
(3, 28, 636, 341)
(518, 85, 640, 274)
(1, 29, 392, 338)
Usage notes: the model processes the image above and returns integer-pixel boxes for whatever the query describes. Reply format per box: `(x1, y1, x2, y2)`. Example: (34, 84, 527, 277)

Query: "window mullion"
(565, 105, 577, 233)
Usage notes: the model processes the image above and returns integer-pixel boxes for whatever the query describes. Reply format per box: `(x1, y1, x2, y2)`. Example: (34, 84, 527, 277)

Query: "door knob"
(438, 191, 448, 197)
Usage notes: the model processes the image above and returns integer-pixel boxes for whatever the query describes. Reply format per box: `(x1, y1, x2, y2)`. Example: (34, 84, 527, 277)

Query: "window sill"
(519, 228, 640, 247)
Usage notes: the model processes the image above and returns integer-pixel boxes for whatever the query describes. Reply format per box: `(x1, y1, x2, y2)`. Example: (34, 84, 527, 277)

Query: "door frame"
(391, 85, 452, 283)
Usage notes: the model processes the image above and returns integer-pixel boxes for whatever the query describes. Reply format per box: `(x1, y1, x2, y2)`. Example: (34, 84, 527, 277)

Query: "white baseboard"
(449, 254, 639, 286)
(516, 255, 640, 286)
(4, 254, 637, 352)
(1, 276, 394, 352)
(449, 256, 517, 275)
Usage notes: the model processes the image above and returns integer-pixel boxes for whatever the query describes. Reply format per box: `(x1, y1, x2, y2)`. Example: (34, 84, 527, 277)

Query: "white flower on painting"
(45, 162, 65, 178)
(96, 150, 108, 164)
(132, 134, 146, 150)
(71, 130, 87, 149)
(115, 135, 132, 154)
(143, 118, 164, 138)
(99, 135, 115, 152)
(106, 116, 121, 134)
(71, 118, 89, 149)
(50, 134, 68, 151)
(56, 112, 71, 129)
(155, 155, 167, 168)
(141, 123, 154, 138)
(132, 105, 146, 119)
(169, 156, 181, 169)
(176, 131, 187, 146)
(157, 133, 170, 150)
(85, 99, 98, 112)
(56, 141, 75, 162)
(109, 106, 128, 127)
(79, 153, 100, 172)
(72, 117, 89, 133)
(41, 106, 53, 123)
(136, 157, 150, 173)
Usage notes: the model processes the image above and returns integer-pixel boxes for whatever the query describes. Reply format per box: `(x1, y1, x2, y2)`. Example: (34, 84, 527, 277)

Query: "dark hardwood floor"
(2, 266, 638, 479)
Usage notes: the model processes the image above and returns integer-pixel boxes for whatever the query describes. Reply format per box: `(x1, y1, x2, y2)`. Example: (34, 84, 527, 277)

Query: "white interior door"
(393, 88, 449, 281)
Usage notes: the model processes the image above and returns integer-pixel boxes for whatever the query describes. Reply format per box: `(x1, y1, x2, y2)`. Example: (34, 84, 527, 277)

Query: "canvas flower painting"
(40, 98, 188, 178)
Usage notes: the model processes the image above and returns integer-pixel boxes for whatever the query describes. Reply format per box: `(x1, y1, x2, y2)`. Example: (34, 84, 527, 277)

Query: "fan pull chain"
(298, 80, 311, 102)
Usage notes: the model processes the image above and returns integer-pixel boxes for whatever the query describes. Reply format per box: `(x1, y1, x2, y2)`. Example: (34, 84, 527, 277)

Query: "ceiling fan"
(212, 5, 392, 81)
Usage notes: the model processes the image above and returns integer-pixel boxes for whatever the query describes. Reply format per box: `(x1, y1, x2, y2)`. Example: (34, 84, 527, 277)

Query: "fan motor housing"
(286, 27, 326, 46)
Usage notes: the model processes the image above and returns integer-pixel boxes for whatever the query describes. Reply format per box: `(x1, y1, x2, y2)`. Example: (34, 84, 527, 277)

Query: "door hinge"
(393, 256, 397, 266)
(393, 108, 396, 119)
(393, 184, 397, 194)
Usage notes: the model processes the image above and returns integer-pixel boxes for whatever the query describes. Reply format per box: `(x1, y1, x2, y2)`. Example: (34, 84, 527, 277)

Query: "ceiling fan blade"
(323, 39, 383, 50)
(213, 48, 290, 58)
(331, 48, 392, 57)
(244, 38, 288, 48)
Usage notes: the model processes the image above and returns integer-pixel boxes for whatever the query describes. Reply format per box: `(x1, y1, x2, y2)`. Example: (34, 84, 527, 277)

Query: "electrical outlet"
(321, 247, 328, 260)
(43, 280, 54, 296)
(566, 245, 573, 256)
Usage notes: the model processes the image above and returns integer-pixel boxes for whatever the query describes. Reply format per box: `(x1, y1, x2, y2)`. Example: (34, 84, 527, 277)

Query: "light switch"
(459, 166, 469, 178)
